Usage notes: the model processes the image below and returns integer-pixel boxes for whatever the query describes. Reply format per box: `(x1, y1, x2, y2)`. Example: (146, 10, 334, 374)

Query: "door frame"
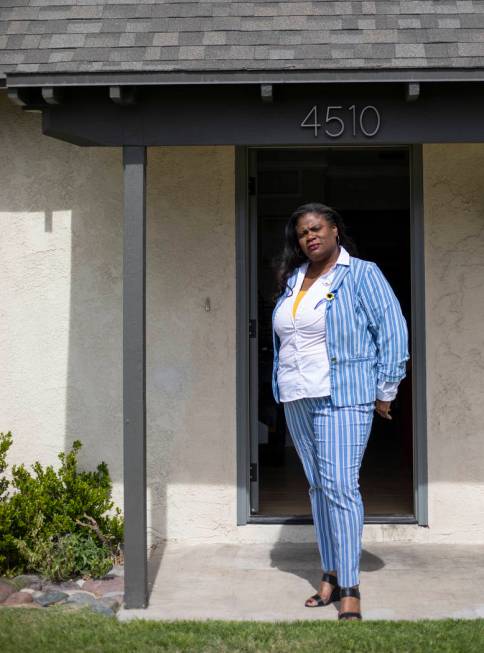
(235, 144, 428, 526)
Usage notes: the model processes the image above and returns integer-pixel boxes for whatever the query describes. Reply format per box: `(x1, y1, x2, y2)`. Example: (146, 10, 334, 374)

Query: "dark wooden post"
(122, 145, 148, 608)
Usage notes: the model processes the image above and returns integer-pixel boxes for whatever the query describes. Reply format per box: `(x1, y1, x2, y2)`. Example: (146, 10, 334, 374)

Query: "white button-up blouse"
(273, 246, 399, 403)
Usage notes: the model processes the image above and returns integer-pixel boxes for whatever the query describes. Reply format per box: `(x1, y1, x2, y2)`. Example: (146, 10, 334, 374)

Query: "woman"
(272, 202, 409, 621)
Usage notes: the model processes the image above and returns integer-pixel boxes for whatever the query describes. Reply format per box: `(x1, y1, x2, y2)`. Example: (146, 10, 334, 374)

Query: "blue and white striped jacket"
(272, 254, 410, 406)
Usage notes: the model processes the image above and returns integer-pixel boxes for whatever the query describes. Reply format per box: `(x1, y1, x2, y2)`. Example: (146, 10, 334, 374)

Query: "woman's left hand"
(375, 400, 392, 420)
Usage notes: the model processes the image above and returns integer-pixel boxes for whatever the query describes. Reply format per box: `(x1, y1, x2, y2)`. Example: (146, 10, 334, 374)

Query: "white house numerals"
(300, 104, 381, 138)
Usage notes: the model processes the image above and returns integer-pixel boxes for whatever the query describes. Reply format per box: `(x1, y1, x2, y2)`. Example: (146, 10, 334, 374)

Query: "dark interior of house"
(254, 147, 413, 519)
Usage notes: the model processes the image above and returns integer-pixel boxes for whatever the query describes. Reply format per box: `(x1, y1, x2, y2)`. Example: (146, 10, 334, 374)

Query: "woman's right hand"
(375, 399, 392, 420)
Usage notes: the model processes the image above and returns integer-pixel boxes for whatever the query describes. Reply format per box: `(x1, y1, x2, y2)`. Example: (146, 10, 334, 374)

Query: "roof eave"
(5, 66, 484, 88)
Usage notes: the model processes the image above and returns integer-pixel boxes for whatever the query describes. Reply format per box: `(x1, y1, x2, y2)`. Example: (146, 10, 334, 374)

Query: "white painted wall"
(1, 90, 484, 545)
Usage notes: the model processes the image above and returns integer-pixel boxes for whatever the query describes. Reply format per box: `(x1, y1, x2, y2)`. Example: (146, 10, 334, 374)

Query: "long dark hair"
(275, 202, 357, 298)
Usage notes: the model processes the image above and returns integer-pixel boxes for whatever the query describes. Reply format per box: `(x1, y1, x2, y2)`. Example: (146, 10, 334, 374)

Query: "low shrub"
(15, 528, 112, 582)
(0, 432, 123, 579)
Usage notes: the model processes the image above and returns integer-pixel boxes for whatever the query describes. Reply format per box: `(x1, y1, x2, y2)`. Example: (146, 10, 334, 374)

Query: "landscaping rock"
(65, 592, 98, 606)
(13, 574, 42, 591)
(102, 591, 124, 600)
(99, 596, 121, 612)
(42, 580, 82, 593)
(89, 602, 115, 617)
(33, 590, 69, 607)
(0, 571, 124, 614)
(82, 576, 124, 596)
(71, 590, 97, 598)
(0, 579, 16, 603)
(4, 591, 34, 606)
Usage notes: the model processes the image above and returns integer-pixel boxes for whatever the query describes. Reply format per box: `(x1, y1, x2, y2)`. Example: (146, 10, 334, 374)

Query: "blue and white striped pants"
(283, 396, 374, 588)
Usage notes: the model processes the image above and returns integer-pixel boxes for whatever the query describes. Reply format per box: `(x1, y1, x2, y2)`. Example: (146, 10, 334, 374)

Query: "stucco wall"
(421, 143, 484, 543)
(358, 143, 484, 546)
(0, 92, 237, 545)
(2, 88, 484, 545)
(0, 91, 124, 503)
(145, 147, 236, 542)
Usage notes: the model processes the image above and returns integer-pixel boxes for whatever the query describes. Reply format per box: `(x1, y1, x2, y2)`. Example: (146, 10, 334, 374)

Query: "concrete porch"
(118, 542, 484, 622)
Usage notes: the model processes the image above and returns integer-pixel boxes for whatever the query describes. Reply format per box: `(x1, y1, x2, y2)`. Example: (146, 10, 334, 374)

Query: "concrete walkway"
(118, 542, 484, 622)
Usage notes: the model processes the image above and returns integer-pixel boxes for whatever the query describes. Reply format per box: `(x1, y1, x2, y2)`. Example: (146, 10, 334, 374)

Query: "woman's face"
(295, 212, 339, 262)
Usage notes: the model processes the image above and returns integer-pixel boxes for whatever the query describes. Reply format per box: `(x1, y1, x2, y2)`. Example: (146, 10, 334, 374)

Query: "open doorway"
(249, 147, 414, 522)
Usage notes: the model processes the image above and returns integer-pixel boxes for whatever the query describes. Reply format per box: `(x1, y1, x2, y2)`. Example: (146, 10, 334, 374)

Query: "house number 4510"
(300, 104, 381, 138)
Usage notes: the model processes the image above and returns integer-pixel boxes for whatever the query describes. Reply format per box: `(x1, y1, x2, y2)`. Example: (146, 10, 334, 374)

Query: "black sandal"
(305, 572, 341, 608)
(338, 586, 362, 621)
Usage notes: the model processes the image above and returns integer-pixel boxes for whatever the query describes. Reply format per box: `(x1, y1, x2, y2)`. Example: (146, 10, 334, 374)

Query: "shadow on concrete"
(269, 541, 384, 593)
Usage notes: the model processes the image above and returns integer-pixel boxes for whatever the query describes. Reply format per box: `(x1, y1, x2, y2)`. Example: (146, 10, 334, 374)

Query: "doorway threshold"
(248, 515, 418, 525)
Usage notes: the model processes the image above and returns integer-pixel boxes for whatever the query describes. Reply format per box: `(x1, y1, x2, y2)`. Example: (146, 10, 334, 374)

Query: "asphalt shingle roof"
(2, 1, 484, 77)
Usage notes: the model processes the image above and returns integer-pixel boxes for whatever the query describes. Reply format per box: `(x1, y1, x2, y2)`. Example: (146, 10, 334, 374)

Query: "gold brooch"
(325, 292, 335, 301)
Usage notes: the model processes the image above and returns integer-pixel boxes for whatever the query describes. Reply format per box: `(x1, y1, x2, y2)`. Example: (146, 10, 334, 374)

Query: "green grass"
(0, 608, 483, 653)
